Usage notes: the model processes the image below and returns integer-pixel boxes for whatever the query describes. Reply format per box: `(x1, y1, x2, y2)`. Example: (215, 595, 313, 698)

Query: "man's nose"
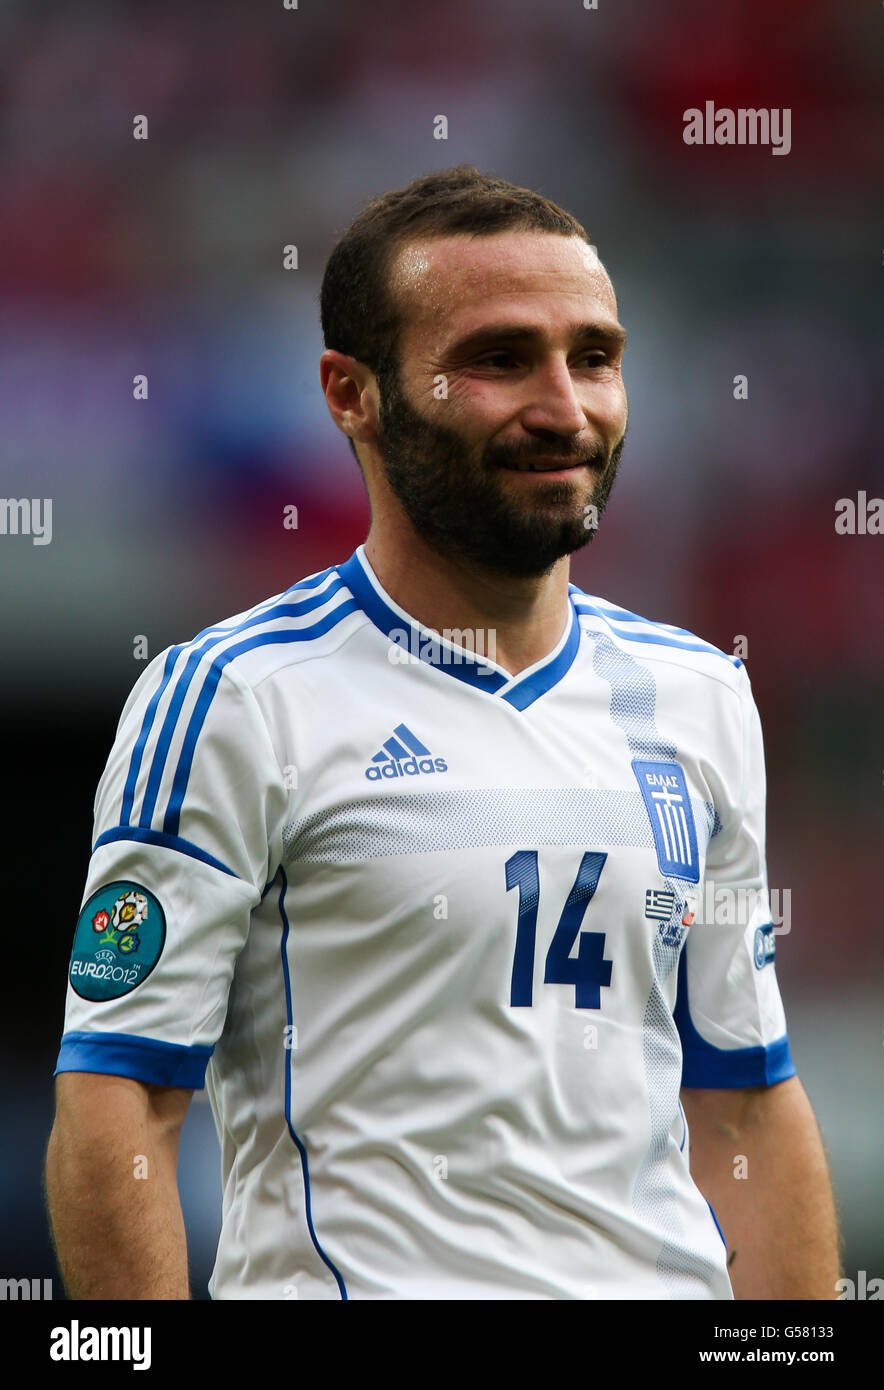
(518, 358, 587, 437)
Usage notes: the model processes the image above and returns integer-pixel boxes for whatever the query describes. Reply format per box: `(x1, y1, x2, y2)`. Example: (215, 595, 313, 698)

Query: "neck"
(363, 521, 572, 678)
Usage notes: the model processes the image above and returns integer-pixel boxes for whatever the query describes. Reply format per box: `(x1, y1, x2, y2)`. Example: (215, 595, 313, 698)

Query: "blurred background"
(1, 0, 881, 1299)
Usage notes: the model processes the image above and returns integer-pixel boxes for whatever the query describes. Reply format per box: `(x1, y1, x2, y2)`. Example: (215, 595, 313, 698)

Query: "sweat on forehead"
(389, 232, 612, 330)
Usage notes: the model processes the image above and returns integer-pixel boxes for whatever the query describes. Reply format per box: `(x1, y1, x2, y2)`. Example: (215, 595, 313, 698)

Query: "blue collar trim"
(338, 546, 581, 710)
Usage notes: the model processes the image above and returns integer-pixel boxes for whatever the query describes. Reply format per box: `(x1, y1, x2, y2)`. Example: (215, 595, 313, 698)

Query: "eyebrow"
(446, 321, 627, 357)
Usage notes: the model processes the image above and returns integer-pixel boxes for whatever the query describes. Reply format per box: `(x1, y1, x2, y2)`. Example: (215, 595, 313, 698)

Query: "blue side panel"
(707, 1200, 728, 1250)
(276, 868, 348, 1299)
(54, 1031, 213, 1088)
(674, 952, 797, 1088)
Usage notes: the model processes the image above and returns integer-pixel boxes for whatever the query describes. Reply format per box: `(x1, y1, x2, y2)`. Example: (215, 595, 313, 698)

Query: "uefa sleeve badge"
(69, 881, 166, 1001)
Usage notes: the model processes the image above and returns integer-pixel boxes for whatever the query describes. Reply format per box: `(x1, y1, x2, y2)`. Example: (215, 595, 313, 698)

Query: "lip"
(500, 459, 593, 474)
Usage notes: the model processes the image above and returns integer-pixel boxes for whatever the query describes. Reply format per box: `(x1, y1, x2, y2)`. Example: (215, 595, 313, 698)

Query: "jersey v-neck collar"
(338, 545, 582, 711)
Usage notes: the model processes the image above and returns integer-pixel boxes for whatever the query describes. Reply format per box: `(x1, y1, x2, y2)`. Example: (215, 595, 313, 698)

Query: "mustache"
(485, 438, 612, 470)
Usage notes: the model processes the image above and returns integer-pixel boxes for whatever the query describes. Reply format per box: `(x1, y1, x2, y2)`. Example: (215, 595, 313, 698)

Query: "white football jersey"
(55, 544, 795, 1300)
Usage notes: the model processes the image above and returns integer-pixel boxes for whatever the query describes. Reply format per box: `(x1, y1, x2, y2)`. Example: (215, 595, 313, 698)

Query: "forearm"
(681, 1075, 842, 1300)
(45, 1078, 191, 1300)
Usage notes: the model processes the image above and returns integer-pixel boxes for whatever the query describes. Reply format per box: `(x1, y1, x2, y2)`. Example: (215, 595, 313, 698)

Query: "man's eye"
(475, 353, 516, 368)
(474, 352, 608, 369)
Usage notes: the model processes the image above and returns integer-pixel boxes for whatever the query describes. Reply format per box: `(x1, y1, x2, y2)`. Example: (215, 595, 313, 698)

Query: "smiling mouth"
(501, 458, 593, 473)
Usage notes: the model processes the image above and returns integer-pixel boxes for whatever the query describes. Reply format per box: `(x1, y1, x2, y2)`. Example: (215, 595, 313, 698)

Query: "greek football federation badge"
(633, 760, 700, 883)
(69, 881, 166, 1001)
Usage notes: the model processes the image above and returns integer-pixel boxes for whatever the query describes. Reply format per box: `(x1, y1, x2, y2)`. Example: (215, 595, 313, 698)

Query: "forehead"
(389, 231, 619, 351)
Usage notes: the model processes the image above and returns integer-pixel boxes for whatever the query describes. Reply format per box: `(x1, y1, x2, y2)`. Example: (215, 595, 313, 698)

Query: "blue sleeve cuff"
(674, 950, 798, 1088)
(54, 1031, 213, 1088)
(681, 1031, 797, 1088)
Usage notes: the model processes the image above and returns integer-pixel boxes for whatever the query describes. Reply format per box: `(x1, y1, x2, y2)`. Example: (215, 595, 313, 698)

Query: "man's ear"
(319, 350, 379, 447)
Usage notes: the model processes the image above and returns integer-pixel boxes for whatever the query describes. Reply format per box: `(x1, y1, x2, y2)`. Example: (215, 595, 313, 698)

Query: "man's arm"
(45, 1071, 193, 1299)
(681, 1074, 842, 1299)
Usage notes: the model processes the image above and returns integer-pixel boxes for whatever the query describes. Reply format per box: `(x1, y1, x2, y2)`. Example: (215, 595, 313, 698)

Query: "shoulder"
(98, 562, 366, 837)
(568, 582, 748, 701)
(134, 560, 366, 708)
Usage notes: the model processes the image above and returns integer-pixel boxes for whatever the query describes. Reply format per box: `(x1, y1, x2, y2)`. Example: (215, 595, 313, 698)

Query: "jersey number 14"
(506, 850, 612, 1009)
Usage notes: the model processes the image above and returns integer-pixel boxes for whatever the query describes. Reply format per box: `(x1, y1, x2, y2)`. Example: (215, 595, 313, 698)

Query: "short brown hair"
(319, 165, 591, 458)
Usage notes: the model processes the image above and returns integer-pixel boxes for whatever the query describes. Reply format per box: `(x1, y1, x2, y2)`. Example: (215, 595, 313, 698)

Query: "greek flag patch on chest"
(632, 760, 700, 883)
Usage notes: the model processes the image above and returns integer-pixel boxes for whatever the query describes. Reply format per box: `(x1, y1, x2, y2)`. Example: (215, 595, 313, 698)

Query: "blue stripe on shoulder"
(162, 599, 359, 836)
(569, 586, 697, 639)
(140, 578, 346, 828)
(122, 570, 336, 825)
(570, 592, 742, 669)
(121, 569, 342, 830)
(121, 644, 184, 826)
(193, 567, 337, 642)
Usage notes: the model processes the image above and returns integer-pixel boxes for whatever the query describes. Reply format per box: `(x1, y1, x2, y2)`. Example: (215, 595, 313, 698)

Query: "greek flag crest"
(632, 759, 700, 883)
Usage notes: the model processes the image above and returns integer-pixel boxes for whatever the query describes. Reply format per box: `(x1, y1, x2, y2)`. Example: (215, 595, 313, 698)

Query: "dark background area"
(1, 0, 881, 1299)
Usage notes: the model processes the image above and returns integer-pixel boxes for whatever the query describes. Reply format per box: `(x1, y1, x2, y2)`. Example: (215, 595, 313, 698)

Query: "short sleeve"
(54, 647, 287, 1088)
(674, 665, 797, 1088)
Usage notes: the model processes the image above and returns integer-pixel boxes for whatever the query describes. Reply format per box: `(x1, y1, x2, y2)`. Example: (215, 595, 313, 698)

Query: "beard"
(373, 361, 626, 579)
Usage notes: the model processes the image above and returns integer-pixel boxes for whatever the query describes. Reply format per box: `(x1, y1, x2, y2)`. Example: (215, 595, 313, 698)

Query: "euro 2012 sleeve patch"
(69, 882, 166, 1001)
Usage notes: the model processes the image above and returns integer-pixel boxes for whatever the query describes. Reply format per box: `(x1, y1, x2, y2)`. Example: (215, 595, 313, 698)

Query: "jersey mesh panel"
(282, 788, 713, 866)
(590, 629, 717, 1293)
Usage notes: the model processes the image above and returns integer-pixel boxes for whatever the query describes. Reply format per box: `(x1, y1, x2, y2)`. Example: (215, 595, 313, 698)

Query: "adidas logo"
(364, 723, 448, 781)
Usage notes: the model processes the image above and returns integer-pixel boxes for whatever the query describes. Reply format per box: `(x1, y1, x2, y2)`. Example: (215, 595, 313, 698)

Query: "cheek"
(434, 377, 514, 429)
(409, 370, 464, 415)
(586, 378, 627, 434)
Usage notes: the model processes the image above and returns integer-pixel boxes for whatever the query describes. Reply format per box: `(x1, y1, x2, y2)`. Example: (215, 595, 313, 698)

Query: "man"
(46, 165, 839, 1300)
